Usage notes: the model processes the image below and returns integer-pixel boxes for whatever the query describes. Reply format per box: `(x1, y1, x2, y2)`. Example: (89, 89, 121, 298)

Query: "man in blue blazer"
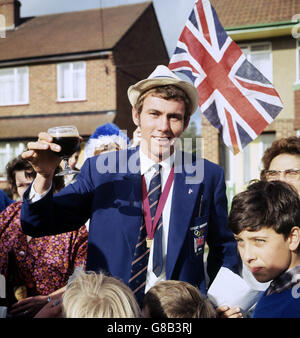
(21, 65, 239, 304)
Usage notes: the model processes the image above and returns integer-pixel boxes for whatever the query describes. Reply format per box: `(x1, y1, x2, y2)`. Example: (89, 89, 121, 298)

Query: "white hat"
(127, 65, 199, 115)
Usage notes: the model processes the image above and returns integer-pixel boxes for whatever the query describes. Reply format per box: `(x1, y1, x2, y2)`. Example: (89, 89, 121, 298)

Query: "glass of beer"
(47, 125, 81, 176)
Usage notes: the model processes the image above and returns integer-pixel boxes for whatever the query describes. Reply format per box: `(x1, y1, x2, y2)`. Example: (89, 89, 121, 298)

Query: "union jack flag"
(169, 0, 283, 154)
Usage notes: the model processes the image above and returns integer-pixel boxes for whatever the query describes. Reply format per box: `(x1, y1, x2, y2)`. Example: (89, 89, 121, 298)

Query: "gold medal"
(146, 238, 153, 248)
(14, 285, 27, 301)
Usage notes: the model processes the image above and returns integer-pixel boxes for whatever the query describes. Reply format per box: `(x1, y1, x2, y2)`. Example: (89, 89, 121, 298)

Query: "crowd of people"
(0, 65, 299, 319)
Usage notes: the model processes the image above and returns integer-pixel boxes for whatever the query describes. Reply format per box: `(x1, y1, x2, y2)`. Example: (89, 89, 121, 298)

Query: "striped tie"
(128, 221, 150, 305)
(148, 165, 163, 277)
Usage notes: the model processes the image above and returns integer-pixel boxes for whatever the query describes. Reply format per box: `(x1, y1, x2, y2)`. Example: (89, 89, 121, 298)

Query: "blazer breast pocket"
(189, 215, 208, 260)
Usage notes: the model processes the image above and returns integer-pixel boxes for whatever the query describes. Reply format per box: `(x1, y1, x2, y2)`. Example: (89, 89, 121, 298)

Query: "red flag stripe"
(235, 78, 281, 97)
(180, 28, 269, 133)
(169, 0, 283, 154)
(196, 0, 211, 46)
(225, 108, 239, 154)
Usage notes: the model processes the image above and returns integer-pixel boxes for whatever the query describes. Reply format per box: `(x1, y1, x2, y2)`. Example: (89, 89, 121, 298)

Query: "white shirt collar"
(139, 148, 175, 176)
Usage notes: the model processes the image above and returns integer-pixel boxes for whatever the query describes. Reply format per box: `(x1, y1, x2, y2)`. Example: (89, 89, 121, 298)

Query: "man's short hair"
(135, 85, 192, 127)
(261, 136, 300, 180)
(142, 280, 217, 318)
(229, 180, 300, 244)
(62, 269, 140, 318)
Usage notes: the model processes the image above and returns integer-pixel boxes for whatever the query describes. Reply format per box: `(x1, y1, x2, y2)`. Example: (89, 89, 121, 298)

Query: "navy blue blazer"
(21, 148, 239, 294)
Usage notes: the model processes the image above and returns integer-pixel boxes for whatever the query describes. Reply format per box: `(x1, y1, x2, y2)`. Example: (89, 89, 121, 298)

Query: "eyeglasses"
(265, 168, 300, 181)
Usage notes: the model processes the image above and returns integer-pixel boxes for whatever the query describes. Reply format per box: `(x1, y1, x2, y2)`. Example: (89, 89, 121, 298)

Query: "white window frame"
(239, 41, 273, 82)
(0, 141, 26, 181)
(57, 61, 86, 102)
(0, 67, 29, 106)
(243, 132, 275, 184)
(296, 40, 300, 84)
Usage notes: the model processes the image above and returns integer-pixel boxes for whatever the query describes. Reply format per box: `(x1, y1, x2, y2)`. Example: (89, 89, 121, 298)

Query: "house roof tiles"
(0, 1, 298, 63)
(0, 2, 151, 62)
(211, 0, 300, 28)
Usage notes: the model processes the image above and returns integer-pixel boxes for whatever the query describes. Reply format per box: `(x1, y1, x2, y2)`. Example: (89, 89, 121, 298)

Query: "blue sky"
(19, 0, 201, 131)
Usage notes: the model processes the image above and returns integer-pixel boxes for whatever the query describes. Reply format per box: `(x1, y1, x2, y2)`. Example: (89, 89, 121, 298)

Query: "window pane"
(238, 43, 272, 81)
(240, 46, 249, 57)
(251, 52, 272, 81)
(6, 74, 14, 104)
(72, 62, 85, 99)
(250, 44, 270, 52)
(58, 62, 85, 100)
(0, 69, 14, 105)
(0, 142, 26, 179)
(0, 67, 28, 105)
(298, 48, 300, 81)
(243, 143, 250, 183)
(260, 133, 275, 153)
(16, 67, 28, 103)
(58, 63, 71, 99)
(73, 62, 84, 71)
(73, 65, 85, 99)
(0, 144, 10, 179)
(0, 68, 13, 77)
(73, 71, 80, 98)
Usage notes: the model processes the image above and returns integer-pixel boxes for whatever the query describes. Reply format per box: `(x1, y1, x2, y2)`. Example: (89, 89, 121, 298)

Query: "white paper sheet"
(0, 274, 7, 318)
(0, 307, 7, 318)
(207, 267, 265, 312)
(0, 274, 5, 298)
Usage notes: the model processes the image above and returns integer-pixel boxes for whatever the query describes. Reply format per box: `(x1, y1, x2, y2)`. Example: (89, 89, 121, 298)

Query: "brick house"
(202, 0, 300, 200)
(0, 0, 168, 187)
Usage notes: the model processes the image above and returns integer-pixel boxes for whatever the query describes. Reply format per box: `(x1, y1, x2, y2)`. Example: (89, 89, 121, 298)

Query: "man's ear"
(132, 107, 140, 127)
(288, 226, 300, 251)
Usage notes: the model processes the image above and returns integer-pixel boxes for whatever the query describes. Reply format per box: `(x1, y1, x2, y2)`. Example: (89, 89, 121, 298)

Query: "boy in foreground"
(218, 180, 300, 318)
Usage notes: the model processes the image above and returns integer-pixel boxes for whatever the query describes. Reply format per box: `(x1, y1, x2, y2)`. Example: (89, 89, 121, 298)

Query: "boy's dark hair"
(6, 155, 64, 195)
(229, 180, 300, 243)
(142, 280, 217, 318)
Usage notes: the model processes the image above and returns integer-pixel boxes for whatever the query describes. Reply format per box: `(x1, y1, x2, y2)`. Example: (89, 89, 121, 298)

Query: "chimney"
(0, 0, 21, 30)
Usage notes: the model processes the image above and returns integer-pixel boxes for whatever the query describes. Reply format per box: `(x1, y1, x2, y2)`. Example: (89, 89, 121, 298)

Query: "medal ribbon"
(142, 165, 174, 240)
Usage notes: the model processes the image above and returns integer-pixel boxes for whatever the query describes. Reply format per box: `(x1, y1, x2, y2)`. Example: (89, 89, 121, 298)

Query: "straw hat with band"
(127, 65, 199, 115)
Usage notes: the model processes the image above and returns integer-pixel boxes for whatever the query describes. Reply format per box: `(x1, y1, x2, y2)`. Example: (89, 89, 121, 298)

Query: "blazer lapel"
(114, 148, 143, 253)
(166, 155, 202, 279)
